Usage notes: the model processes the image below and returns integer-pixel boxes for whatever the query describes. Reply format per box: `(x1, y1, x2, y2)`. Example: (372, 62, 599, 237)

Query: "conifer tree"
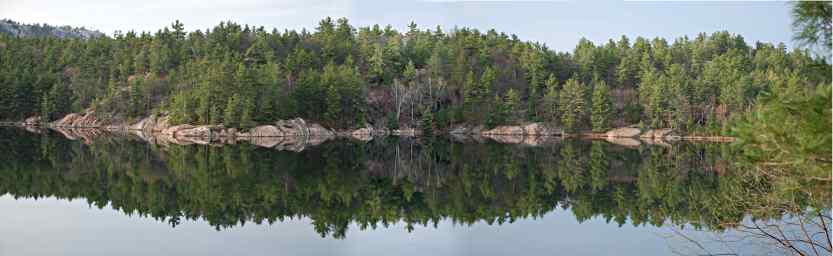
(326, 84, 341, 126)
(224, 94, 241, 127)
(560, 78, 588, 132)
(591, 79, 612, 132)
(505, 88, 521, 123)
(420, 108, 434, 136)
(541, 74, 560, 123)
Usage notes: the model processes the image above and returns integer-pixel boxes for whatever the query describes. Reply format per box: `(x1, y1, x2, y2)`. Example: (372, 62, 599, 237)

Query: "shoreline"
(5, 111, 737, 148)
(4, 115, 736, 149)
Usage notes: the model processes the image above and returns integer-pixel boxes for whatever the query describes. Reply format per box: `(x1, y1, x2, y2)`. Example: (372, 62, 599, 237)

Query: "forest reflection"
(0, 128, 823, 240)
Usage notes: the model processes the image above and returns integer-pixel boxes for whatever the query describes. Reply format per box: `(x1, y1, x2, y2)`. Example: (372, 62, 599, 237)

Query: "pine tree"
(591, 79, 612, 132)
(560, 78, 588, 132)
(210, 105, 221, 125)
(245, 37, 273, 65)
(505, 88, 521, 122)
(325, 84, 341, 127)
(224, 94, 240, 127)
(486, 94, 506, 129)
(40, 91, 53, 122)
(240, 98, 255, 129)
(421, 107, 434, 136)
(527, 74, 540, 121)
(130, 76, 145, 118)
(463, 71, 477, 105)
(541, 74, 560, 123)
(134, 46, 148, 74)
(479, 67, 496, 100)
(589, 141, 609, 192)
(403, 59, 416, 84)
(149, 39, 169, 74)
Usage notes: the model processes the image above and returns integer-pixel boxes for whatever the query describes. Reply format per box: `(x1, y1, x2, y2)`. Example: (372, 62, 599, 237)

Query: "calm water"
(0, 128, 799, 255)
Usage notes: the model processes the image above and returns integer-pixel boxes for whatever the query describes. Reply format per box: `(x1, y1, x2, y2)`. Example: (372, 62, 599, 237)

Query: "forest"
(0, 17, 830, 134)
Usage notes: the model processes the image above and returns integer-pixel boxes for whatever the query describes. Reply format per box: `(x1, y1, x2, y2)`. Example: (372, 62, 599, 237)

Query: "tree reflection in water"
(0, 128, 827, 254)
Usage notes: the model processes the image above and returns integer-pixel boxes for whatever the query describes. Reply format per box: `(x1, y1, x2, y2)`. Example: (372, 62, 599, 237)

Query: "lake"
(0, 127, 823, 256)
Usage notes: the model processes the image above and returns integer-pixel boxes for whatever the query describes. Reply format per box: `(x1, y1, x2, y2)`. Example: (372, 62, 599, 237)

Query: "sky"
(0, 0, 795, 52)
(0, 195, 768, 256)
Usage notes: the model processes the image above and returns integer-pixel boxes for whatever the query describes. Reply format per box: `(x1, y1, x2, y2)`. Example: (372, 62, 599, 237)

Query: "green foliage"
(463, 70, 477, 106)
(591, 79, 611, 132)
(5, 129, 809, 238)
(224, 94, 241, 127)
(527, 74, 540, 121)
(0, 18, 828, 136)
(732, 83, 831, 206)
(386, 111, 399, 130)
(420, 108, 434, 136)
(403, 60, 416, 83)
(485, 95, 506, 129)
(325, 84, 341, 126)
(240, 98, 255, 129)
(130, 76, 146, 118)
(40, 92, 53, 123)
(541, 74, 560, 123)
(480, 67, 496, 97)
(559, 78, 589, 132)
(791, 1, 832, 56)
(504, 88, 521, 123)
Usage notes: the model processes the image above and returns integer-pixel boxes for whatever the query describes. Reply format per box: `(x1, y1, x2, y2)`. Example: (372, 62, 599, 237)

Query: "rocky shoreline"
(11, 110, 734, 148)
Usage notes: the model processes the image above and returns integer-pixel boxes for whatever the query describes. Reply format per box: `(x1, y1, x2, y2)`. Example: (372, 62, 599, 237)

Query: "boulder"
(74, 110, 99, 127)
(50, 127, 102, 144)
(482, 125, 525, 135)
(658, 129, 671, 137)
(245, 136, 282, 148)
(606, 127, 642, 138)
(103, 125, 124, 131)
(351, 127, 373, 135)
(23, 116, 41, 125)
(641, 137, 672, 147)
(449, 125, 470, 135)
(523, 123, 561, 136)
(161, 124, 195, 136)
(24, 125, 41, 134)
(307, 123, 335, 137)
(449, 133, 485, 143)
(152, 116, 170, 132)
(52, 113, 82, 127)
(256, 118, 336, 137)
(181, 136, 212, 145)
(484, 134, 524, 144)
(275, 118, 307, 136)
(129, 115, 171, 132)
(522, 136, 558, 146)
(306, 135, 332, 146)
(129, 116, 154, 131)
(351, 127, 375, 141)
(52, 110, 100, 127)
(605, 137, 642, 147)
(177, 125, 223, 138)
(639, 129, 677, 147)
(450, 125, 485, 135)
(392, 128, 421, 137)
(274, 137, 307, 152)
(246, 125, 283, 137)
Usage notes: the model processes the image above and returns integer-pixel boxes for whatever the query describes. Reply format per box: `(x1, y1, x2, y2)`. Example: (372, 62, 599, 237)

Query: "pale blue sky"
(1, 195, 766, 256)
(0, 0, 794, 52)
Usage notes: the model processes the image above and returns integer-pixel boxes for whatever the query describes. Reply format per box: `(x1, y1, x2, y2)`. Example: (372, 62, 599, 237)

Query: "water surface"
(0, 128, 800, 255)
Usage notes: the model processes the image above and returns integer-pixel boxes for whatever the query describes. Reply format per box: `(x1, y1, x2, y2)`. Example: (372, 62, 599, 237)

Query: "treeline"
(0, 18, 829, 132)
